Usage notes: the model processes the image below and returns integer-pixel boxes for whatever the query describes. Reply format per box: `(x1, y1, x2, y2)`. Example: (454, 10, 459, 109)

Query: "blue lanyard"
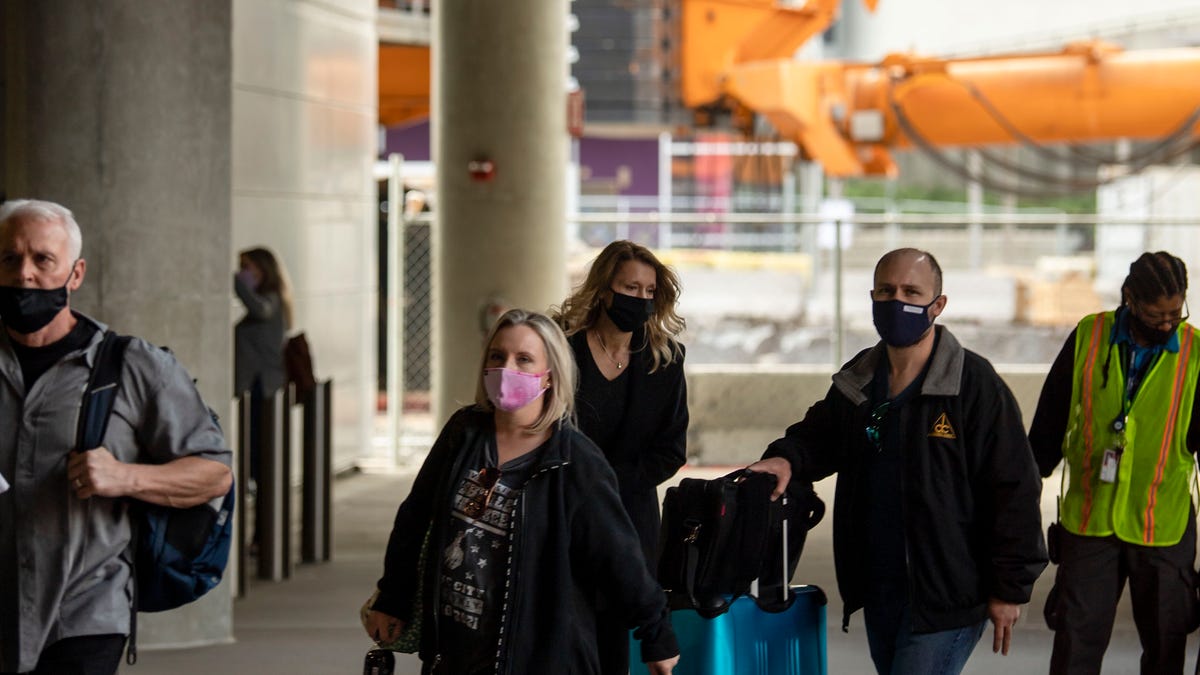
(1113, 344, 1158, 437)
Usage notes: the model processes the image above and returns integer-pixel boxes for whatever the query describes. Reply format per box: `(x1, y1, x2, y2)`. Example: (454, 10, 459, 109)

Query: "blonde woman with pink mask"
(366, 309, 679, 675)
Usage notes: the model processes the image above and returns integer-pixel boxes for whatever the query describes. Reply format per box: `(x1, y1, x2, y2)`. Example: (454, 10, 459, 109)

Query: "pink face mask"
(483, 368, 548, 412)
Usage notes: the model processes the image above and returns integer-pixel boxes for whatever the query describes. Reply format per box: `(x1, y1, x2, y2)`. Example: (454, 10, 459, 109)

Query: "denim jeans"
(864, 598, 986, 675)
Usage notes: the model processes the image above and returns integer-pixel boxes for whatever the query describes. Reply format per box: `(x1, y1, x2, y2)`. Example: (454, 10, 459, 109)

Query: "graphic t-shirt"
(437, 442, 539, 675)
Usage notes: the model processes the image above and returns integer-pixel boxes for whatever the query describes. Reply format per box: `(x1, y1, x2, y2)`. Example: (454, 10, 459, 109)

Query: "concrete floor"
(122, 466, 1200, 675)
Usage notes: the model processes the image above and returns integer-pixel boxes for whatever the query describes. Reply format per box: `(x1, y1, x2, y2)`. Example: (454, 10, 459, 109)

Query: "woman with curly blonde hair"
(552, 240, 689, 675)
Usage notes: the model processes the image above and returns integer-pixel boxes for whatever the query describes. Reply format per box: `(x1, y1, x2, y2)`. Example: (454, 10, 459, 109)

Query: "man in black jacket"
(750, 248, 1047, 675)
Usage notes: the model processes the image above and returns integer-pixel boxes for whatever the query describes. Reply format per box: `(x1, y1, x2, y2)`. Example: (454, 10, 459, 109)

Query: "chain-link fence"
(402, 221, 432, 403)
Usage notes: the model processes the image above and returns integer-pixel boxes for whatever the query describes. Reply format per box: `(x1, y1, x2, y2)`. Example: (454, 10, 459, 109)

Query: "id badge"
(1100, 449, 1120, 483)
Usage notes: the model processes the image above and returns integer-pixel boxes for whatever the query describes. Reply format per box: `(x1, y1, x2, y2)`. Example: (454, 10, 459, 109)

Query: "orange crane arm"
(681, 0, 843, 108)
(685, 0, 1200, 177)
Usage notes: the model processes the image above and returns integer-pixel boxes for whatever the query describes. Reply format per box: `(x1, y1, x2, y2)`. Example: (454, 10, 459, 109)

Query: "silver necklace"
(595, 330, 625, 370)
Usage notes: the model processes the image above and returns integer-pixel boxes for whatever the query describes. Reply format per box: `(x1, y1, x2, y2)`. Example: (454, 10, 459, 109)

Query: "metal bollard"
(302, 379, 333, 563)
(236, 392, 252, 597)
(257, 385, 293, 581)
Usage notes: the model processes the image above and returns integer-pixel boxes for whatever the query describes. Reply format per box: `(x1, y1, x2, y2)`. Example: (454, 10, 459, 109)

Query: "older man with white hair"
(0, 199, 232, 675)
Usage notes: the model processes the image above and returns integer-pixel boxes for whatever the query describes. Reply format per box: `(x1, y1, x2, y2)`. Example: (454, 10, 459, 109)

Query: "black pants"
(1046, 514, 1197, 675)
(1, 634, 127, 675)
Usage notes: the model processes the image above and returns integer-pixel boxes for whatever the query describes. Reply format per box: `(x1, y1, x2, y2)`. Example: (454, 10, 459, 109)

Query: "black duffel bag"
(657, 468, 824, 618)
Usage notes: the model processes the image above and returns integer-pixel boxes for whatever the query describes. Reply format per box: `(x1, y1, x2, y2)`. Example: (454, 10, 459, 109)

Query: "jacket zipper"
(492, 496, 522, 675)
(844, 403, 869, 633)
(898, 405, 916, 626)
(493, 461, 567, 675)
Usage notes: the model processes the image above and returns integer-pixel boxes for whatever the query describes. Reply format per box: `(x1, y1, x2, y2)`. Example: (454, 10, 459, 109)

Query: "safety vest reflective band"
(1061, 311, 1200, 545)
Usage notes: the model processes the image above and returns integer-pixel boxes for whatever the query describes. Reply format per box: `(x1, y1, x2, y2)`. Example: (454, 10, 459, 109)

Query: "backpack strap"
(681, 513, 702, 609)
(71, 331, 141, 663)
(694, 473, 743, 619)
(74, 331, 132, 452)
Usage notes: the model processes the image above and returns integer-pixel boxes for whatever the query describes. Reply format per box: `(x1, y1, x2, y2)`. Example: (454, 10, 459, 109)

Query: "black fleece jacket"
(373, 407, 678, 674)
(764, 327, 1048, 633)
(568, 331, 689, 564)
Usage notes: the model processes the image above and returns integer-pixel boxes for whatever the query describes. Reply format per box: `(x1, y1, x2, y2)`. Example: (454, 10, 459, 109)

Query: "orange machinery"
(380, 44, 431, 127)
(682, 0, 1200, 178)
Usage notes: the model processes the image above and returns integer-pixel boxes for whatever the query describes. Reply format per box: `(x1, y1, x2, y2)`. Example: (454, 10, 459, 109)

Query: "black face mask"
(605, 291, 654, 333)
(1130, 310, 1175, 346)
(0, 278, 71, 335)
(872, 298, 936, 347)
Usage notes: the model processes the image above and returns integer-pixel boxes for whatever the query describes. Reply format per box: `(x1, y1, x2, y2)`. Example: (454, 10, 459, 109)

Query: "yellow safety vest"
(1061, 311, 1200, 545)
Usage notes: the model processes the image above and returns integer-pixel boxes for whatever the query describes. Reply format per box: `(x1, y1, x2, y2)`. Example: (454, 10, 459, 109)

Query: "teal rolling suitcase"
(629, 585, 827, 675)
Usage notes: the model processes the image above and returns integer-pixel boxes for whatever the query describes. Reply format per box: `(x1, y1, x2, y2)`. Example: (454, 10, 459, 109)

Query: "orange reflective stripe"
(1143, 328, 1194, 544)
(1079, 316, 1107, 533)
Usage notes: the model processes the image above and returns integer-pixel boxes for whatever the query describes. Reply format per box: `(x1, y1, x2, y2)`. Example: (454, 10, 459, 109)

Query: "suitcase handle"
(748, 494, 791, 607)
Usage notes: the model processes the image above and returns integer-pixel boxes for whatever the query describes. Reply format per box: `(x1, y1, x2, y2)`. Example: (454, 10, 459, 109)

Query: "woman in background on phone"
(233, 246, 292, 489)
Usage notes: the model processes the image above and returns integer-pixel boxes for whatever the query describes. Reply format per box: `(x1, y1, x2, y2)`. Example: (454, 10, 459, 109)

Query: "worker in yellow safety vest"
(1030, 250, 1200, 675)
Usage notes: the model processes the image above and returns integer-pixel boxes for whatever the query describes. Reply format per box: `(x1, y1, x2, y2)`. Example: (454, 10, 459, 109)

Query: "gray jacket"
(0, 314, 231, 672)
(234, 275, 286, 395)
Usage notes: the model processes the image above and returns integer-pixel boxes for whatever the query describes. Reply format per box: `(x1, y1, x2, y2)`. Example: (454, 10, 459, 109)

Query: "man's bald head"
(874, 248, 942, 297)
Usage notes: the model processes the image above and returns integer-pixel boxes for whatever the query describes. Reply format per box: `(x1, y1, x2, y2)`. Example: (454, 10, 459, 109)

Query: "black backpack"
(657, 468, 824, 618)
(77, 331, 235, 663)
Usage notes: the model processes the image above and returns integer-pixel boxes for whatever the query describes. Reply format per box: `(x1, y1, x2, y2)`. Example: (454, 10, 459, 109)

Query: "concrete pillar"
(4, 0, 233, 649)
(434, 2, 569, 424)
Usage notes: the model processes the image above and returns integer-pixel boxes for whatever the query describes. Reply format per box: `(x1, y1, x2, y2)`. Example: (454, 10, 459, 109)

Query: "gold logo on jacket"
(930, 413, 957, 439)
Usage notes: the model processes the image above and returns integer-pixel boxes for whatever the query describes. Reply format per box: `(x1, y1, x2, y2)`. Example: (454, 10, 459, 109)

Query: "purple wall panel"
(579, 137, 659, 196)
(382, 125, 661, 198)
(384, 120, 431, 161)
